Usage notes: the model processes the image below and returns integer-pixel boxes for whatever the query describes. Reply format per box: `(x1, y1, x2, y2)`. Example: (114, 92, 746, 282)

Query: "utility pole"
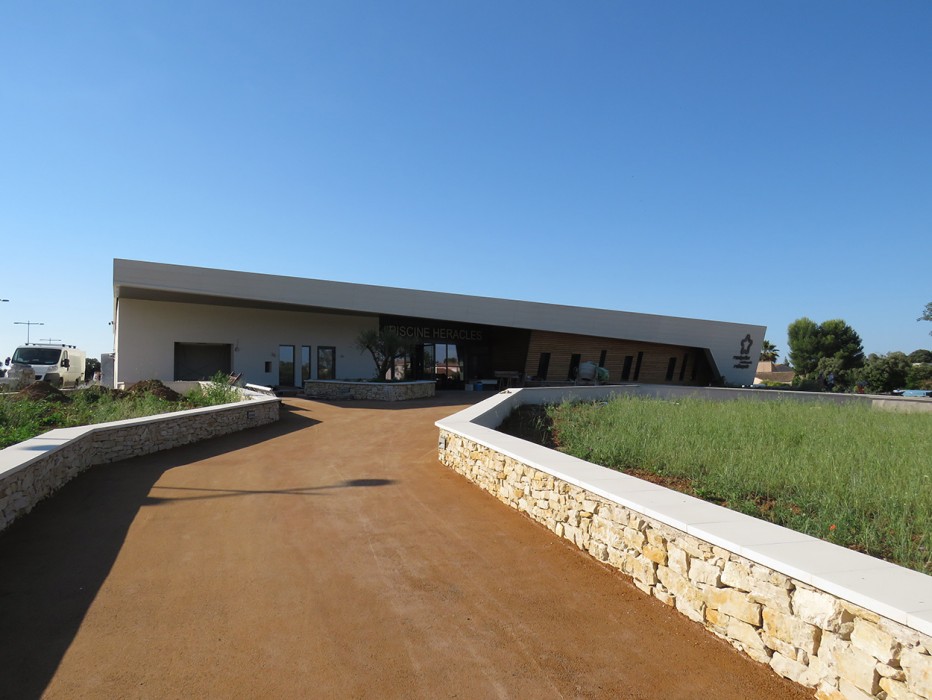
(14, 321, 44, 344)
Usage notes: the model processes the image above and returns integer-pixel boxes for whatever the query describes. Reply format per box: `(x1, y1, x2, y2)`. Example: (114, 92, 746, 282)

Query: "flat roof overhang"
(114, 259, 762, 342)
(115, 285, 378, 318)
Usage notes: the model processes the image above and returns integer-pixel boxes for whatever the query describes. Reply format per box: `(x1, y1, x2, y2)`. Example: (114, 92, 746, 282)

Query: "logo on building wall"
(733, 333, 754, 369)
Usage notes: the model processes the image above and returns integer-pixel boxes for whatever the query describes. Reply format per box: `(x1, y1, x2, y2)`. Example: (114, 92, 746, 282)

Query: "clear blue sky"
(2, 2, 930, 362)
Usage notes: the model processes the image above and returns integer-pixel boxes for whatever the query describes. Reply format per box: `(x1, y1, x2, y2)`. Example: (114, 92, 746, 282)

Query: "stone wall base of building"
(304, 379, 435, 401)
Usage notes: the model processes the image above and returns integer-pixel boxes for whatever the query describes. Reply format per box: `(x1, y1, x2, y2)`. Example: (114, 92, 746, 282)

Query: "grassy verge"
(0, 377, 242, 450)
(504, 397, 931, 575)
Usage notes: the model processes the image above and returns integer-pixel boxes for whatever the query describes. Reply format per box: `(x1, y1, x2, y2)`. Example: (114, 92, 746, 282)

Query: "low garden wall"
(436, 386, 932, 700)
(0, 389, 280, 533)
(304, 379, 435, 401)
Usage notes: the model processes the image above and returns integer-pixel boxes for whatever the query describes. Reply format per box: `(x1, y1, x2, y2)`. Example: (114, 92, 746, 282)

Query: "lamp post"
(14, 321, 44, 344)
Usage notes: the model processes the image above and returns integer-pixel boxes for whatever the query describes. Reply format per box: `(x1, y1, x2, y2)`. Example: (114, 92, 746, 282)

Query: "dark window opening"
(411, 344, 424, 379)
(568, 354, 581, 380)
(422, 343, 463, 387)
(691, 352, 699, 380)
(301, 346, 312, 382)
(633, 352, 644, 381)
(317, 346, 335, 380)
(621, 355, 633, 381)
(665, 357, 677, 381)
(264, 361, 272, 374)
(173, 342, 231, 381)
(536, 352, 551, 380)
(279, 345, 295, 386)
(598, 350, 607, 368)
(679, 353, 688, 381)
(422, 344, 434, 380)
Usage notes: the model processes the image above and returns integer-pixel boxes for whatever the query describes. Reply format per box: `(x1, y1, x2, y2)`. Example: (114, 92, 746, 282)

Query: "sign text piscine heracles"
(382, 325, 484, 342)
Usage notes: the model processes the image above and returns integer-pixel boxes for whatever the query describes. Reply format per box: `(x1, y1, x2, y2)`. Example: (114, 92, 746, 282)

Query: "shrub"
(185, 372, 241, 407)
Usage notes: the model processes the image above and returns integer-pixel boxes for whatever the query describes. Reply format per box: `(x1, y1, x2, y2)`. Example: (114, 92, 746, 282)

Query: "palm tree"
(759, 340, 779, 363)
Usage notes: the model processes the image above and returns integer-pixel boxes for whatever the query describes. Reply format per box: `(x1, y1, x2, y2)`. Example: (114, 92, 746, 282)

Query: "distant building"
(754, 361, 795, 385)
(112, 259, 767, 389)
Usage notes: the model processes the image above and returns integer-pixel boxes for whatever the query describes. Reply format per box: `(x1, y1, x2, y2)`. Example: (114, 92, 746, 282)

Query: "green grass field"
(545, 396, 932, 575)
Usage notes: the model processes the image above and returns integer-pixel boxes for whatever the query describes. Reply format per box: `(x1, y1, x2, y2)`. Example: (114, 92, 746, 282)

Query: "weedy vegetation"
(509, 396, 931, 575)
(0, 373, 242, 450)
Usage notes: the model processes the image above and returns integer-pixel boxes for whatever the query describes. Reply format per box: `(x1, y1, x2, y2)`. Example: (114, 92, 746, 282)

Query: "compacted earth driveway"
(1, 395, 812, 699)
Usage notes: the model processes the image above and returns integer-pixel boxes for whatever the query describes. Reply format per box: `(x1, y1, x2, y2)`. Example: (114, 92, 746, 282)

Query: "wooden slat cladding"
(523, 330, 715, 385)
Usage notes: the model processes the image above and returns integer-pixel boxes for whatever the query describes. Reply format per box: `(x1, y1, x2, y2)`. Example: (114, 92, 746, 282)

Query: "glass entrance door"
(423, 343, 464, 389)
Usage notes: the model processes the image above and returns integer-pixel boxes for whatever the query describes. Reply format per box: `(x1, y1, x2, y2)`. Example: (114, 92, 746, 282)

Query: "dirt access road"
(0, 395, 811, 699)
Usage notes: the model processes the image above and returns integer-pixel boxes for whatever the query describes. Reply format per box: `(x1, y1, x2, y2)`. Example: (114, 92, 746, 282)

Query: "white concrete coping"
(435, 385, 932, 636)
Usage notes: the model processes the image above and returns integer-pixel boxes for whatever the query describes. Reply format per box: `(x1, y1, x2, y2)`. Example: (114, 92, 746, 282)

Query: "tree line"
(766, 302, 932, 394)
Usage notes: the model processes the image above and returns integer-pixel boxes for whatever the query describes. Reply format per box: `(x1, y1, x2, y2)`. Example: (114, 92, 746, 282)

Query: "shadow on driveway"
(0, 403, 392, 699)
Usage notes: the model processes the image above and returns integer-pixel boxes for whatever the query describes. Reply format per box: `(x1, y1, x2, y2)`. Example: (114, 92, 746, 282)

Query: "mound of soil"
(16, 382, 70, 403)
(125, 379, 182, 402)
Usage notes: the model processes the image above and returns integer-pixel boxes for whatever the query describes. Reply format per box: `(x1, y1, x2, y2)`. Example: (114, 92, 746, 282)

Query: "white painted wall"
(115, 299, 378, 386)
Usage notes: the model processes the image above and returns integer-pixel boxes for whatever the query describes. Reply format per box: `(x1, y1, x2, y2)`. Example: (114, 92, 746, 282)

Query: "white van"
(4, 344, 87, 388)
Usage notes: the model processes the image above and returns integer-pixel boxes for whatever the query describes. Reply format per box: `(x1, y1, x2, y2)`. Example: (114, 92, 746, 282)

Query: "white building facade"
(113, 259, 766, 389)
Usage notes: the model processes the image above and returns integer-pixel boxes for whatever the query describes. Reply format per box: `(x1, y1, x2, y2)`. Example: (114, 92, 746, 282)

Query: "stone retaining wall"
(304, 379, 435, 401)
(436, 388, 932, 700)
(0, 392, 280, 532)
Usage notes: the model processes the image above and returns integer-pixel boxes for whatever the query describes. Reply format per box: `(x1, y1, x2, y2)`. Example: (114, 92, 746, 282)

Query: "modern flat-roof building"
(112, 259, 765, 389)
